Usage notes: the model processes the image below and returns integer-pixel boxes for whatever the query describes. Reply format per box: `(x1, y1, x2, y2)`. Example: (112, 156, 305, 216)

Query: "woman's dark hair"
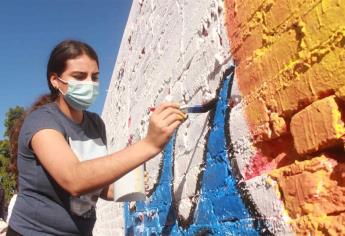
(8, 111, 25, 190)
(8, 39, 99, 184)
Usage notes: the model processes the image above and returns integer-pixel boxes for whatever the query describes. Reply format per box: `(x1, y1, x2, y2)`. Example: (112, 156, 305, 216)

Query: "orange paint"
(269, 155, 345, 234)
(225, 0, 345, 142)
(225, 0, 345, 233)
(290, 96, 345, 155)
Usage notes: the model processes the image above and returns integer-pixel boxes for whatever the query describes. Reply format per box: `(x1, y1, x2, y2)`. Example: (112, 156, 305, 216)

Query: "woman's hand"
(143, 102, 187, 153)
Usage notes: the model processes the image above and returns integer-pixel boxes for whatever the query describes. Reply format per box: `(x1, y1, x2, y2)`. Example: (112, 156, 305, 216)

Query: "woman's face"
(56, 54, 99, 94)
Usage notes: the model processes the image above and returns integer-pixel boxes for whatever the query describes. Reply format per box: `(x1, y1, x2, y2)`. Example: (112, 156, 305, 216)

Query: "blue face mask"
(58, 77, 99, 110)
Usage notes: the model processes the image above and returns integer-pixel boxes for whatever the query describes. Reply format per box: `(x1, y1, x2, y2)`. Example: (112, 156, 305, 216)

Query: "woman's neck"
(55, 96, 83, 124)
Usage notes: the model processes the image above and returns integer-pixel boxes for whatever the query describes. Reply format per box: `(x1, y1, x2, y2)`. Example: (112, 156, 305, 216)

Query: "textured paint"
(96, 0, 240, 235)
(290, 96, 345, 155)
(336, 85, 345, 102)
(225, 0, 345, 142)
(123, 68, 262, 235)
(94, 0, 345, 235)
(225, 0, 345, 234)
(270, 154, 345, 235)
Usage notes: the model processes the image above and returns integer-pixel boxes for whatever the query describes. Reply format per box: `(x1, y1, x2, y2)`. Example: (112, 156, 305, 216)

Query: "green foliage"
(0, 139, 9, 157)
(0, 140, 16, 204)
(0, 106, 25, 205)
(4, 106, 25, 138)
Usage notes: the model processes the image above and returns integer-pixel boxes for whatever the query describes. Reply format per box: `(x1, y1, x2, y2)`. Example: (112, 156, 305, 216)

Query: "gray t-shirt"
(9, 102, 108, 236)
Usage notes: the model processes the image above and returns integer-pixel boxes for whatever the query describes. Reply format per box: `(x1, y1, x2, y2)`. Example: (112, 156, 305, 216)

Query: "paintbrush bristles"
(180, 98, 218, 113)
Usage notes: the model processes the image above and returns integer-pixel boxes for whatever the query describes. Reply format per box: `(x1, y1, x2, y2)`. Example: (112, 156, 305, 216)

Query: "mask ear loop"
(57, 77, 68, 96)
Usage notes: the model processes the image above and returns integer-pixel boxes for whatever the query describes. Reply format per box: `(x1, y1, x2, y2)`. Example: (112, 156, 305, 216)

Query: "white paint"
(98, 1, 231, 233)
(245, 175, 293, 235)
(93, 200, 125, 236)
(229, 78, 292, 234)
(229, 98, 256, 179)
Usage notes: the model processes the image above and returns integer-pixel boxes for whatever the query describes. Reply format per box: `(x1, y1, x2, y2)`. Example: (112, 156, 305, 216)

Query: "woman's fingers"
(153, 102, 180, 114)
(163, 113, 186, 127)
(145, 102, 187, 151)
(168, 120, 183, 133)
(158, 106, 186, 121)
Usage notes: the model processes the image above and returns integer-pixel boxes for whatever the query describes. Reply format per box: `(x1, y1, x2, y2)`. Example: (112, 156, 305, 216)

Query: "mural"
(124, 67, 266, 235)
(226, 0, 345, 234)
(94, 0, 345, 235)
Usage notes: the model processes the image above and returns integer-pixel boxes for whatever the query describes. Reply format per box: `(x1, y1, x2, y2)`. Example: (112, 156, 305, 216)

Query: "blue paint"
(202, 163, 228, 190)
(124, 67, 262, 235)
(191, 70, 259, 235)
(124, 136, 177, 235)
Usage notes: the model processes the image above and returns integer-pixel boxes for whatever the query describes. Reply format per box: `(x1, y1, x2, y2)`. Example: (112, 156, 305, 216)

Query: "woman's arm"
(31, 103, 185, 197)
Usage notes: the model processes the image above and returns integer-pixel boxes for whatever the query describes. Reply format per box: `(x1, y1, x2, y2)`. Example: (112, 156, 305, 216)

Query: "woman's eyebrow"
(70, 71, 87, 75)
(70, 71, 99, 76)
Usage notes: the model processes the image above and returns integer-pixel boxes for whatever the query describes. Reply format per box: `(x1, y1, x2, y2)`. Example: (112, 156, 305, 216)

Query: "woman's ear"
(50, 73, 59, 89)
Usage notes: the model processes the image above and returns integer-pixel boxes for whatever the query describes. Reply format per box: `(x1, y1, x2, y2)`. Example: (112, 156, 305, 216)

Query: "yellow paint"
(226, 0, 345, 234)
(291, 213, 345, 235)
(269, 112, 287, 137)
(269, 155, 345, 234)
(226, 0, 345, 142)
(336, 85, 345, 102)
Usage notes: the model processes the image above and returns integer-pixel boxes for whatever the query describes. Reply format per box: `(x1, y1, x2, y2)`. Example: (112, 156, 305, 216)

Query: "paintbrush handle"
(149, 106, 188, 112)
(149, 99, 216, 113)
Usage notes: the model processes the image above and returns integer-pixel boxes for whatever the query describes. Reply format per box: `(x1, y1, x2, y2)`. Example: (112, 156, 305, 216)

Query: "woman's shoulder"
(21, 102, 65, 134)
(25, 103, 58, 122)
(19, 103, 66, 148)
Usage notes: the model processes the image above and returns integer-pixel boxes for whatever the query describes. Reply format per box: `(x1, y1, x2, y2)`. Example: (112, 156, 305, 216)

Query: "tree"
(4, 106, 25, 138)
(0, 140, 9, 158)
(0, 106, 25, 205)
(0, 141, 16, 205)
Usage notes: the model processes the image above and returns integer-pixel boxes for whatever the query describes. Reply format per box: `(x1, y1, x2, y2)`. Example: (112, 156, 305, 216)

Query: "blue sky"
(0, 0, 132, 139)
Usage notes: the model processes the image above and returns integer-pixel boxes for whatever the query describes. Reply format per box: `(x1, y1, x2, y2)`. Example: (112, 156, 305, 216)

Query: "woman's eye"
(73, 76, 84, 81)
(92, 77, 99, 82)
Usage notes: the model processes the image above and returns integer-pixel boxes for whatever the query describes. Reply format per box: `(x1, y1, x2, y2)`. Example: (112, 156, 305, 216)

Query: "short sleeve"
(98, 116, 107, 146)
(84, 111, 107, 146)
(20, 107, 65, 150)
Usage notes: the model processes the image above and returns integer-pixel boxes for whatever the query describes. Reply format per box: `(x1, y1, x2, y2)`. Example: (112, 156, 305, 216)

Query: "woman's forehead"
(65, 55, 98, 72)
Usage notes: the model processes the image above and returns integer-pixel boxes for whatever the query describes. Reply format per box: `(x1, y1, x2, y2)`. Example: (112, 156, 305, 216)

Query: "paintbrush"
(149, 98, 218, 113)
(179, 98, 218, 113)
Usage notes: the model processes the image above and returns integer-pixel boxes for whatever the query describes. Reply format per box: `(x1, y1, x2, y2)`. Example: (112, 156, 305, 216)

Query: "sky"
(0, 0, 133, 139)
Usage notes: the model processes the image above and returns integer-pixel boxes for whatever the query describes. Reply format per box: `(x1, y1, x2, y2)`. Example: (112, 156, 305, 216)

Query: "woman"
(7, 40, 186, 236)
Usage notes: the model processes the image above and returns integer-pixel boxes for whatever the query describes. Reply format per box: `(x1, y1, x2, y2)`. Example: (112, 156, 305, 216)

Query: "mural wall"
(94, 0, 345, 235)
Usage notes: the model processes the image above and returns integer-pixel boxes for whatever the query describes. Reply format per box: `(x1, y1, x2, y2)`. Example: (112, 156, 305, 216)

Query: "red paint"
(244, 134, 300, 180)
(128, 116, 131, 128)
(243, 152, 270, 180)
(127, 134, 134, 146)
